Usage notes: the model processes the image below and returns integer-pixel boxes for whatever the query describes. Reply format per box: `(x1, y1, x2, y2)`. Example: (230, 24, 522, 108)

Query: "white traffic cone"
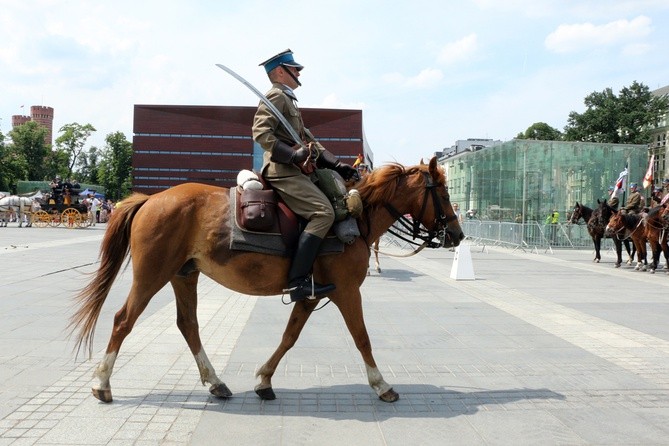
(450, 243, 475, 280)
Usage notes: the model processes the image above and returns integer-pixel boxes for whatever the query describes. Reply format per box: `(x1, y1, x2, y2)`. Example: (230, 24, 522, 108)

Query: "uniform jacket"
(252, 83, 325, 179)
(624, 190, 642, 212)
(608, 196, 619, 210)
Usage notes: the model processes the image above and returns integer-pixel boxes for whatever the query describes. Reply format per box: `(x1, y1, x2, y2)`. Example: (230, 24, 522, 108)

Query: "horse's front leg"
(634, 239, 647, 271)
(255, 299, 319, 400)
(612, 238, 623, 267)
(333, 290, 398, 403)
(171, 273, 231, 399)
(648, 238, 660, 273)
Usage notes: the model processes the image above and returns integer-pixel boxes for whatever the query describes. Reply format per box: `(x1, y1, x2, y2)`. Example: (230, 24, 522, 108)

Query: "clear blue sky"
(1, 0, 668, 166)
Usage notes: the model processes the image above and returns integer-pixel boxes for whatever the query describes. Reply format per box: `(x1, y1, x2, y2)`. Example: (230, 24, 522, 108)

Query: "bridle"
(569, 206, 582, 224)
(609, 212, 643, 239)
(382, 171, 457, 251)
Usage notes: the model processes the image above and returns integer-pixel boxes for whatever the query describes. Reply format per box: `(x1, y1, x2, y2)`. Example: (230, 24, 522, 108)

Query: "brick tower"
(10, 106, 54, 146)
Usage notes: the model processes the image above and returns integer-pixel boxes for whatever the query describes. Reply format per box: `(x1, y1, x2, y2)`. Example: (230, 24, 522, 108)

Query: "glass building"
(440, 139, 648, 223)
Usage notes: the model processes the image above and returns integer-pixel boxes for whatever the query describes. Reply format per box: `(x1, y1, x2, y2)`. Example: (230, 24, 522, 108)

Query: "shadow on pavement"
(109, 384, 565, 421)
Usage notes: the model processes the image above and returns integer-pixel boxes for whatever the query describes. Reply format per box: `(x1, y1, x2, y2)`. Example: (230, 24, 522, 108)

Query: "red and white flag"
(612, 167, 628, 196)
(643, 154, 655, 189)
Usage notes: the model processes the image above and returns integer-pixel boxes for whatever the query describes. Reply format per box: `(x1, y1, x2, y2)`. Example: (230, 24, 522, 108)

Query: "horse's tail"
(69, 193, 150, 359)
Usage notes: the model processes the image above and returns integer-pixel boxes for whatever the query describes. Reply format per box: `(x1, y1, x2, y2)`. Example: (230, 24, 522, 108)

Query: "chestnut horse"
(70, 157, 464, 404)
(644, 206, 669, 272)
(606, 211, 647, 271)
(569, 201, 634, 267)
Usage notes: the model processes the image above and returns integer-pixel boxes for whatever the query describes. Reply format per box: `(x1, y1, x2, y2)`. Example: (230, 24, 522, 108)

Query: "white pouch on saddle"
(236, 170, 263, 190)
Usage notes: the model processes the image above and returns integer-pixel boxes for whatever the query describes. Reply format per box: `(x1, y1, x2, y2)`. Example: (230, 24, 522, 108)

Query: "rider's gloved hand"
(291, 146, 310, 164)
(335, 163, 359, 181)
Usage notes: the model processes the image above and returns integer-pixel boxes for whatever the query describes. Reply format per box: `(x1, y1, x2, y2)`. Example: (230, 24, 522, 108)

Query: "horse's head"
(358, 157, 464, 249)
(605, 210, 624, 237)
(568, 202, 582, 224)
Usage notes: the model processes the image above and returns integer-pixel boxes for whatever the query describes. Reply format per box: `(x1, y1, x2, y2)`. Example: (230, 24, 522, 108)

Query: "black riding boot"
(287, 232, 336, 302)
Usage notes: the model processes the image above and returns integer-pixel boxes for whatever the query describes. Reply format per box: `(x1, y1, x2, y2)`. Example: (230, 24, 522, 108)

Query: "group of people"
(607, 178, 669, 214)
(49, 176, 81, 205)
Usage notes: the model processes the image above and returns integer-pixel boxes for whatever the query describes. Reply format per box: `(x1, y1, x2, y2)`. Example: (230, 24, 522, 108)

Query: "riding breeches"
(267, 174, 335, 238)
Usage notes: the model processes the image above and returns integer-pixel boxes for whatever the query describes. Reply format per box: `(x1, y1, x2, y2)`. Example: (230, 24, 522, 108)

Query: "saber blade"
(215, 63, 305, 149)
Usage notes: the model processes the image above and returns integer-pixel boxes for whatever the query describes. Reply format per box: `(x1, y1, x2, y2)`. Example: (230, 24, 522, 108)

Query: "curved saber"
(215, 63, 306, 149)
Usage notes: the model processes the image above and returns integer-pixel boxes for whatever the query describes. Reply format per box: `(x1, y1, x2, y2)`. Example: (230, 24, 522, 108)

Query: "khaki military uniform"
(252, 83, 334, 238)
(623, 190, 642, 213)
(608, 195, 619, 210)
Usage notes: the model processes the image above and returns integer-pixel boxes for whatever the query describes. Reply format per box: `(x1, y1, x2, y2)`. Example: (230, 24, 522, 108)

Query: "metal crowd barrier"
(461, 220, 603, 252)
(374, 220, 606, 254)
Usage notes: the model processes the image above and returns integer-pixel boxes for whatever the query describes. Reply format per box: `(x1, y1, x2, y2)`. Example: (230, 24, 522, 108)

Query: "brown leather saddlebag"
(240, 189, 277, 231)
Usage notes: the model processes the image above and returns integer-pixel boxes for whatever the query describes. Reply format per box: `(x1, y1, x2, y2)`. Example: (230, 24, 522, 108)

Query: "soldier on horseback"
(607, 186, 620, 210)
(622, 182, 643, 214)
(252, 49, 357, 302)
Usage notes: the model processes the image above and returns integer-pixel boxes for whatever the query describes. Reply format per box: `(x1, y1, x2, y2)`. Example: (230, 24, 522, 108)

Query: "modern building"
(439, 139, 647, 222)
(648, 85, 669, 184)
(132, 104, 372, 194)
(434, 138, 503, 159)
(11, 105, 55, 146)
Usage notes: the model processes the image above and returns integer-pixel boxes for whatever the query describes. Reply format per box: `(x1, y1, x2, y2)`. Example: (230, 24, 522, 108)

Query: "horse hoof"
(614, 263, 621, 268)
(379, 388, 399, 403)
(255, 386, 276, 400)
(377, 268, 382, 273)
(209, 383, 232, 398)
(92, 388, 113, 403)
(594, 259, 600, 263)
(650, 269, 656, 274)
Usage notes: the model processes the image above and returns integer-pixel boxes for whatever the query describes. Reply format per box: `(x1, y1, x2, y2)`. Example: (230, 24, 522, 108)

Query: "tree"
(8, 121, 49, 180)
(564, 81, 669, 144)
(77, 146, 100, 184)
(516, 122, 563, 140)
(0, 132, 29, 192)
(55, 123, 96, 179)
(98, 132, 133, 200)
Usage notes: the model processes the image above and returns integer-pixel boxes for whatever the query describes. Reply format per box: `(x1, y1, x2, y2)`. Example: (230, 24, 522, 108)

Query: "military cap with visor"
(259, 49, 304, 73)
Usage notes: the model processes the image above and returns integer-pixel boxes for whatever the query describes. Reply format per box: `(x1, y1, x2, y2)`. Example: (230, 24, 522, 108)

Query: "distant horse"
(569, 201, 634, 267)
(606, 211, 648, 271)
(644, 206, 669, 273)
(0, 195, 36, 227)
(70, 157, 464, 404)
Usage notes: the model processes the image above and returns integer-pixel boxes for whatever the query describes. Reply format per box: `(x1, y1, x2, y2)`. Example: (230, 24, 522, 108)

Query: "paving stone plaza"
(1, 225, 669, 445)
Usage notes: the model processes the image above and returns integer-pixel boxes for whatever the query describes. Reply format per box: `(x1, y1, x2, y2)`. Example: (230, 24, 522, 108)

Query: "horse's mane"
(354, 162, 444, 208)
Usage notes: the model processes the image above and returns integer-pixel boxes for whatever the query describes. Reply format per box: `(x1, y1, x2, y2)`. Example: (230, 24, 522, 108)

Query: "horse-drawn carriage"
(31, 179, 92, 228)
(32, 201, 91, 228)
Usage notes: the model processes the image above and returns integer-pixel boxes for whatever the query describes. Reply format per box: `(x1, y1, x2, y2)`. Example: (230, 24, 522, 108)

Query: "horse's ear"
(419, 158, 425, 166)
(597, 199, 601, 204)
(428, 157, 440, 179)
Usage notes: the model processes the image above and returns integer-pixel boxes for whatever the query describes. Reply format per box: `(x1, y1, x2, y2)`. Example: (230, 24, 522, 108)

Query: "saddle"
(229, 171, 354, 257)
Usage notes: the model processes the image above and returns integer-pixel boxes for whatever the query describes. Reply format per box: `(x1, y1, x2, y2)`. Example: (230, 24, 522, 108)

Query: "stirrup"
(283, 276, 335, 302)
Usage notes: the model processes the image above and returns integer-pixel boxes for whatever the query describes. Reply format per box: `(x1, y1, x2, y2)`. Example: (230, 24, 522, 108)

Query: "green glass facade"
(441, 140, 648, 222)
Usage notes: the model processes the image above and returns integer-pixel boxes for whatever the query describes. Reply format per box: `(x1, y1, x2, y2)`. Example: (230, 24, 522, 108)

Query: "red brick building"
(132, 104, 373, 194)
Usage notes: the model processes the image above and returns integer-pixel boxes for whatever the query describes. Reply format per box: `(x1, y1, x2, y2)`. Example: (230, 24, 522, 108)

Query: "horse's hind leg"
(171, 272, 231, 398)
(92, 280, 168, 402)
(255, 300, 319, 400)
(334, 292, 398, 403)
(593, 236, 601, 263)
